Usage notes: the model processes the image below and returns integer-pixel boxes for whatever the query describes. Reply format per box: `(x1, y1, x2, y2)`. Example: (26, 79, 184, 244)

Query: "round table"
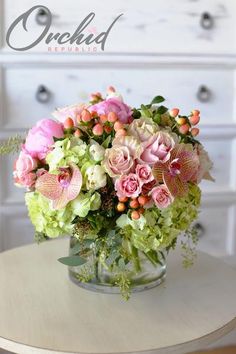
(0, 239, 236, 354)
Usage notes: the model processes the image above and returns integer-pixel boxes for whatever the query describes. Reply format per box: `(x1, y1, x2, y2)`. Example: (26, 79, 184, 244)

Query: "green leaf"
(140, 104, 152, 118)
(132, 109, 141, 119)
(58, 256, 86, 266)
(156, 105, 168, 115)
(102, 135, 111, 148)
(151, 95, 165, 105)
(153, 113, 161, 124)
(70, 242, 81, 255)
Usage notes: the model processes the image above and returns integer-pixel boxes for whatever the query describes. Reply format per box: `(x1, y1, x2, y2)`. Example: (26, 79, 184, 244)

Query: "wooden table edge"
(0, 317, 235, 354)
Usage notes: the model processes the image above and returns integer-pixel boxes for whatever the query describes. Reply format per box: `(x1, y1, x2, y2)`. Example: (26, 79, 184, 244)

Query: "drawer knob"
(200, 12, 214, 30)
(35, 7, 50, 26)
(197, 85, 211, 103)
(36, 85, 51, 104)
(193, 223, 205, 238)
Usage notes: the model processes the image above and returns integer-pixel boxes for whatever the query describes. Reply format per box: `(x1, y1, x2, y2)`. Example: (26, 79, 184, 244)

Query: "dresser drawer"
(2, 0, 236, 54)
(200, 137, 236, 195)
(195, 204, 234, 257)
(1, 66, 234, 130)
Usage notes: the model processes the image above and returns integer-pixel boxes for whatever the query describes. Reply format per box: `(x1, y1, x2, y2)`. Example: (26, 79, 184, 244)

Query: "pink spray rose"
(15, 151, 38, 177)
(24, 119, 64, 160)
(89, 97, 132, 124)
(136, 164, 154, 185)
(140, 131, 175, 165)
(151, 185, 173, 209)
(115, 173, 142, 199)
(14, 171, 36, 188)
(52, 103, 86, 124)
(103, 146, 134, 177)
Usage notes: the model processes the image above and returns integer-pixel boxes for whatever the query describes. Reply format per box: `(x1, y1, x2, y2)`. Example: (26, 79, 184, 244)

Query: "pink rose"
(151, 185, 173, 209)
(15, 151, 38, 178)
(14, 171, 36, 188)
(115, 173, 142, 199)
(103, 146, 134, 177)
(140, 131, 175, 165)
(89, 98, 132, 124)
(52, 103, 86, 124)
(136, 164, 154, 185)
(24, 119, 64, 160)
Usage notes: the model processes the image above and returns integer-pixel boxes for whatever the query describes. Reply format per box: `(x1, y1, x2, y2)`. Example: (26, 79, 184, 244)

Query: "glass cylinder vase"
(68, 237, 166, 294)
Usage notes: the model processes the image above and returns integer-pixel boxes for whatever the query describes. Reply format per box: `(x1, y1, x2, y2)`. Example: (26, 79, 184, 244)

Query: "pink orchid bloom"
(35, 164, 82, 210)
(153, 144, 199, 197)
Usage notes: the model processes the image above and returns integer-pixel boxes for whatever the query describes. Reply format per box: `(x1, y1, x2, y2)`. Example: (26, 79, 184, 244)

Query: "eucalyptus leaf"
(151, 95, 165, 104)
(58, 256, 86, 266)
(156, 105, 168, 115)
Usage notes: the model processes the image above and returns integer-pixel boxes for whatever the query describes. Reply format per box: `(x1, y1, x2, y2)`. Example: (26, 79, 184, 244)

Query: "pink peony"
(136, 164, 154, 185)
(52, 103, 86, 124)
(140, 131, 175, 165)
(151, 185, 173, 209)
(24, 119, 64, 160)
(115, 173, 142, 199)
(89, 97, 132, 124)
(103, 146, 134, 177)
(15, 151, 38, 178)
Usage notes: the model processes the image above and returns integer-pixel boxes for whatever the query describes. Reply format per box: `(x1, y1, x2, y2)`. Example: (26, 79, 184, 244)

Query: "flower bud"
(191, 127, 200, 137)
(189, 115, 200, 125)
(92, 123, 104, 136)
(179, 124, 190, 134)
(63, 117, 74, 129)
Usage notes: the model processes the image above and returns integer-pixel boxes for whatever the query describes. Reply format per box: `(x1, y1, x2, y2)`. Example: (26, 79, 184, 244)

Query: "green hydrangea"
(46, 137, 89, 172)
(116, 184, 201, 253)
(25, 192, 75, 238)
(71, 192, 101, 217)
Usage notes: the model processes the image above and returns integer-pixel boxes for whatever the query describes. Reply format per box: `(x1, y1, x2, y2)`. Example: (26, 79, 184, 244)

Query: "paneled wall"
(0, 0, 236, 257)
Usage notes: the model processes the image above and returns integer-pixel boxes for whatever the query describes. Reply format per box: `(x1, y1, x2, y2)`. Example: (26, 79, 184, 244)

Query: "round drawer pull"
(197, 85, 211, 103)
(35, 7, 50, 26)
(193, 223, 205, 238)
(36, 85, 51, 104)
(200, 12, 214, 30)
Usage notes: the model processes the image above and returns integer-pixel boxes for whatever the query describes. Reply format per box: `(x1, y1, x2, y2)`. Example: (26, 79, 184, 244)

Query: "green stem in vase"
(131, 245, 141, 273)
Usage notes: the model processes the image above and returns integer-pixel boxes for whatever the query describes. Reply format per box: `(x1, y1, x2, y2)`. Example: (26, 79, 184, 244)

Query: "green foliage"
(181, 226, 199, 268)
(0, 135, 24, 155)
(151, 95, 165, 104)
(115, 272, 131, 301)
(34, 231, 48, 244)
(58, 255, 86, 266)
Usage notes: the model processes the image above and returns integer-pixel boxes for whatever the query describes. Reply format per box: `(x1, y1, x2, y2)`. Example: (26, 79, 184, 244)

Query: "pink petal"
(53, 189, 70, 210)
(179, 151, 199, 182)
(36, 173, 63, 200)
(163, 172, 188, 197)
(66, 164, 82, 202)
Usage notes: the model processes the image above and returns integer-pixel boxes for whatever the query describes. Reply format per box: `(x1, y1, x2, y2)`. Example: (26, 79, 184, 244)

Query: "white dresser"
(0, 0, 236, 258)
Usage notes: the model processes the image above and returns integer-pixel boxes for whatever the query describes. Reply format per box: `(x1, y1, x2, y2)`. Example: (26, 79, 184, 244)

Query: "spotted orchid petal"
(152, 162, 166, 182)
(35, 173, 63, 200)
(163, 172, 188, 197)
(178, 150, 199, 182)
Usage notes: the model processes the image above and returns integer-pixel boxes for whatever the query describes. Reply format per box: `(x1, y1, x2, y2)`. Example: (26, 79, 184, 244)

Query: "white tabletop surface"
(0, 238, 236, 354)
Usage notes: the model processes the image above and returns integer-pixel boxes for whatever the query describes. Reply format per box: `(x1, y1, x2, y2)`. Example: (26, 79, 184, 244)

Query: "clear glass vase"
(68, 237, 166, 294)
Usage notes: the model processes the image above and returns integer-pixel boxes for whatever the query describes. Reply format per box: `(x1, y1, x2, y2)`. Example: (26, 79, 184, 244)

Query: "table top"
(0, 239, 236, 354)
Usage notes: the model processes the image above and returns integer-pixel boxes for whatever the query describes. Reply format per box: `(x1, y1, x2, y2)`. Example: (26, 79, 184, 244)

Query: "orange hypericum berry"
(100, 114, 108, 123)
(138, 207, 145, 214)
(138, 195, 149, 206)
(130, 199, 139, 209)
(81, 109, 92, 122)
(119, 197, 128, 203)
(90, 110, 98, 118)
(191, 127, 200, 137)
(192, 109, 200, 116)
(131, 210, 140, 220)
(175, 117, 187, 125)
(108, 112, 118, 123)
(104, 125, 113, 134)
(179, 124, 190, 134)
(74, 129, 82, 138)
(114, 121, 124, 132)
(189, 115, 200, 125)
(169, 108, 179, 118)
(117, 202, 126, 212)
(92, 123, 104, 136)
(63, 117, 74, 129)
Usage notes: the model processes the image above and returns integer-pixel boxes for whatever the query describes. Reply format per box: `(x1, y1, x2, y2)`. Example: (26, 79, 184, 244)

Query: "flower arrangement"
(1, 87, 214, 298)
